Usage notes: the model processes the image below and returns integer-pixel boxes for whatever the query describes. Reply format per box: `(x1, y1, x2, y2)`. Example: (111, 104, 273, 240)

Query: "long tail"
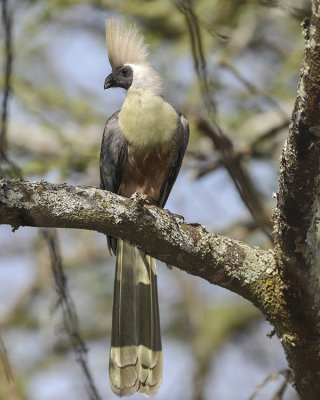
(109, 239, 162, 397)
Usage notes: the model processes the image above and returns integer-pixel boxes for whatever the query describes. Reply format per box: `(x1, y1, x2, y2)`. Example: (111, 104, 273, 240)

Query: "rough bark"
(0, 178, 276, 305)
(272, 3, 320, 398)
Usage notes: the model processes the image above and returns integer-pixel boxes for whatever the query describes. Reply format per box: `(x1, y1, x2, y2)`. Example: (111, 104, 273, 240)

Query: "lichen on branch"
(0, 178, 276, 308)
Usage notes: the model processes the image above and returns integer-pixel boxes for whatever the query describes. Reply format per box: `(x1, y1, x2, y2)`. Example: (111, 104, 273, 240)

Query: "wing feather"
(157, 113, 189, 207)
(100, 111, 128, 253)
(100, 111, 128, 193)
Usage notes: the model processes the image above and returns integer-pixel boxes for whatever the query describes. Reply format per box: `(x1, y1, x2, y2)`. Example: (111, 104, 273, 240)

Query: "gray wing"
(100, 111, 128, 193)
(100, 111, 128, 254)
(157, 113, 189, 207)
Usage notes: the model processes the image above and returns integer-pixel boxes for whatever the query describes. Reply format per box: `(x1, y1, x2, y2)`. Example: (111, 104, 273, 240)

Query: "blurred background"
(0, 0, 309, 399)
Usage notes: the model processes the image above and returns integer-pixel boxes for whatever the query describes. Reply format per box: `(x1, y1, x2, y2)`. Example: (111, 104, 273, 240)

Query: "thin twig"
(1, 0, 12, 158)
(176, 0, 272, 238)
(219, 60, 289, 122)
(1, 7, 100, 394)
(0, 0, 22, 178)
(193, 157, 223, 179)
(193, 115, 273, 237)
(250, 120, 289, 151)
(175, 0, 216, 111)
(193, 119, 289, 179)
(249, 369, 291, 400)
(41, 229, 102, 400)
(0, 329, 23, 400)
(0, 329, 13, 382)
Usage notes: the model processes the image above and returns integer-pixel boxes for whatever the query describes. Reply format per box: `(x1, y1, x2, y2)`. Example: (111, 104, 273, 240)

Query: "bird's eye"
(121, 68, 128, 76)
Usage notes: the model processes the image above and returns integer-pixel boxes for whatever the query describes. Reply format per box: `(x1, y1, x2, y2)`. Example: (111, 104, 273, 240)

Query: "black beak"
(104, 73, 116, 89)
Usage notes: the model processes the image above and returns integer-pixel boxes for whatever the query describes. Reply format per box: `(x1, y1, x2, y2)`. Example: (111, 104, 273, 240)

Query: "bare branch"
(250, 120, 289, 152)
(219, 61, 289, 121)
(0, 329, 22, 399)
(249, 369, 291, 400)
(176, 1, 272, 238)
(41, 229, 102, 400)
(175, 0, 215, 110)
(274, 15, 320, 287)
(193, 115, 273, 238)
(0, 329, 13, 382)
(0, 178, 276, 308)
(0, 0, 12, 157)
(0, 0, 22, 178)
(271, 3, 320, 398)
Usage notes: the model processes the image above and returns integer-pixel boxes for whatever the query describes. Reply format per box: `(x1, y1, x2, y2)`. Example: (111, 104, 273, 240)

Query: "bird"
(100, 19, 189, 397)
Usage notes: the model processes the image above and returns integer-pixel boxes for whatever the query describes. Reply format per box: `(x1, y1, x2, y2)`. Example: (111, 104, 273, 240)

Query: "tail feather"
(109, 239, 162, 397)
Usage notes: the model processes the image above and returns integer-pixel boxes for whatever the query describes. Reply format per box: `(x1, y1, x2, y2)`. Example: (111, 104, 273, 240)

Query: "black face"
(104, 65, 133, 90)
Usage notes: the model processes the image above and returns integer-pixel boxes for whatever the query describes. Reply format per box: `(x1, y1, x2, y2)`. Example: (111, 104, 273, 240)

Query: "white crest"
(105, 19, 149, 70)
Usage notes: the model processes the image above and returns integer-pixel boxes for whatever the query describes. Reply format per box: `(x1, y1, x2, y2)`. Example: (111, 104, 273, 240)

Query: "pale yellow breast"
(119, 90, 178, 148)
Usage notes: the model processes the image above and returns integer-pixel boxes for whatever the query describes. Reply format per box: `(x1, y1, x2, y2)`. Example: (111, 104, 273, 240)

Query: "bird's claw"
(130, 192, 149, 206)
(165, 209, 184, 230)
(171, 212, 185, 222)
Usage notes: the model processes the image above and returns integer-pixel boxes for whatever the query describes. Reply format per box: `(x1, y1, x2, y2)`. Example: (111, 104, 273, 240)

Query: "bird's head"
(104, 19, 163, 94)
(104, 65, 133, 90)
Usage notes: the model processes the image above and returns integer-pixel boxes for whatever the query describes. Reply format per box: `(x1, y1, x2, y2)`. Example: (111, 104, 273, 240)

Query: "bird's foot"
(130, 192, 149, 206)
(163, 209, 184, 233)
(171, 212, 185, 222)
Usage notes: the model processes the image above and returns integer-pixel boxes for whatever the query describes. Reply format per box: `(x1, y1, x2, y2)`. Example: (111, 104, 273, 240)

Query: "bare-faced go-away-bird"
(100, 19, 189, 397)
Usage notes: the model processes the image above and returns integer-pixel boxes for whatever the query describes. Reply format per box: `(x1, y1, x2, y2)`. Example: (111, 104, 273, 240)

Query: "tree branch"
(272, 2, 320, 398)
(41, 229, 102, 400)
(0, 178, 276, 307)
(0, 0, 12, 157)
(275, 15, 320, 295)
